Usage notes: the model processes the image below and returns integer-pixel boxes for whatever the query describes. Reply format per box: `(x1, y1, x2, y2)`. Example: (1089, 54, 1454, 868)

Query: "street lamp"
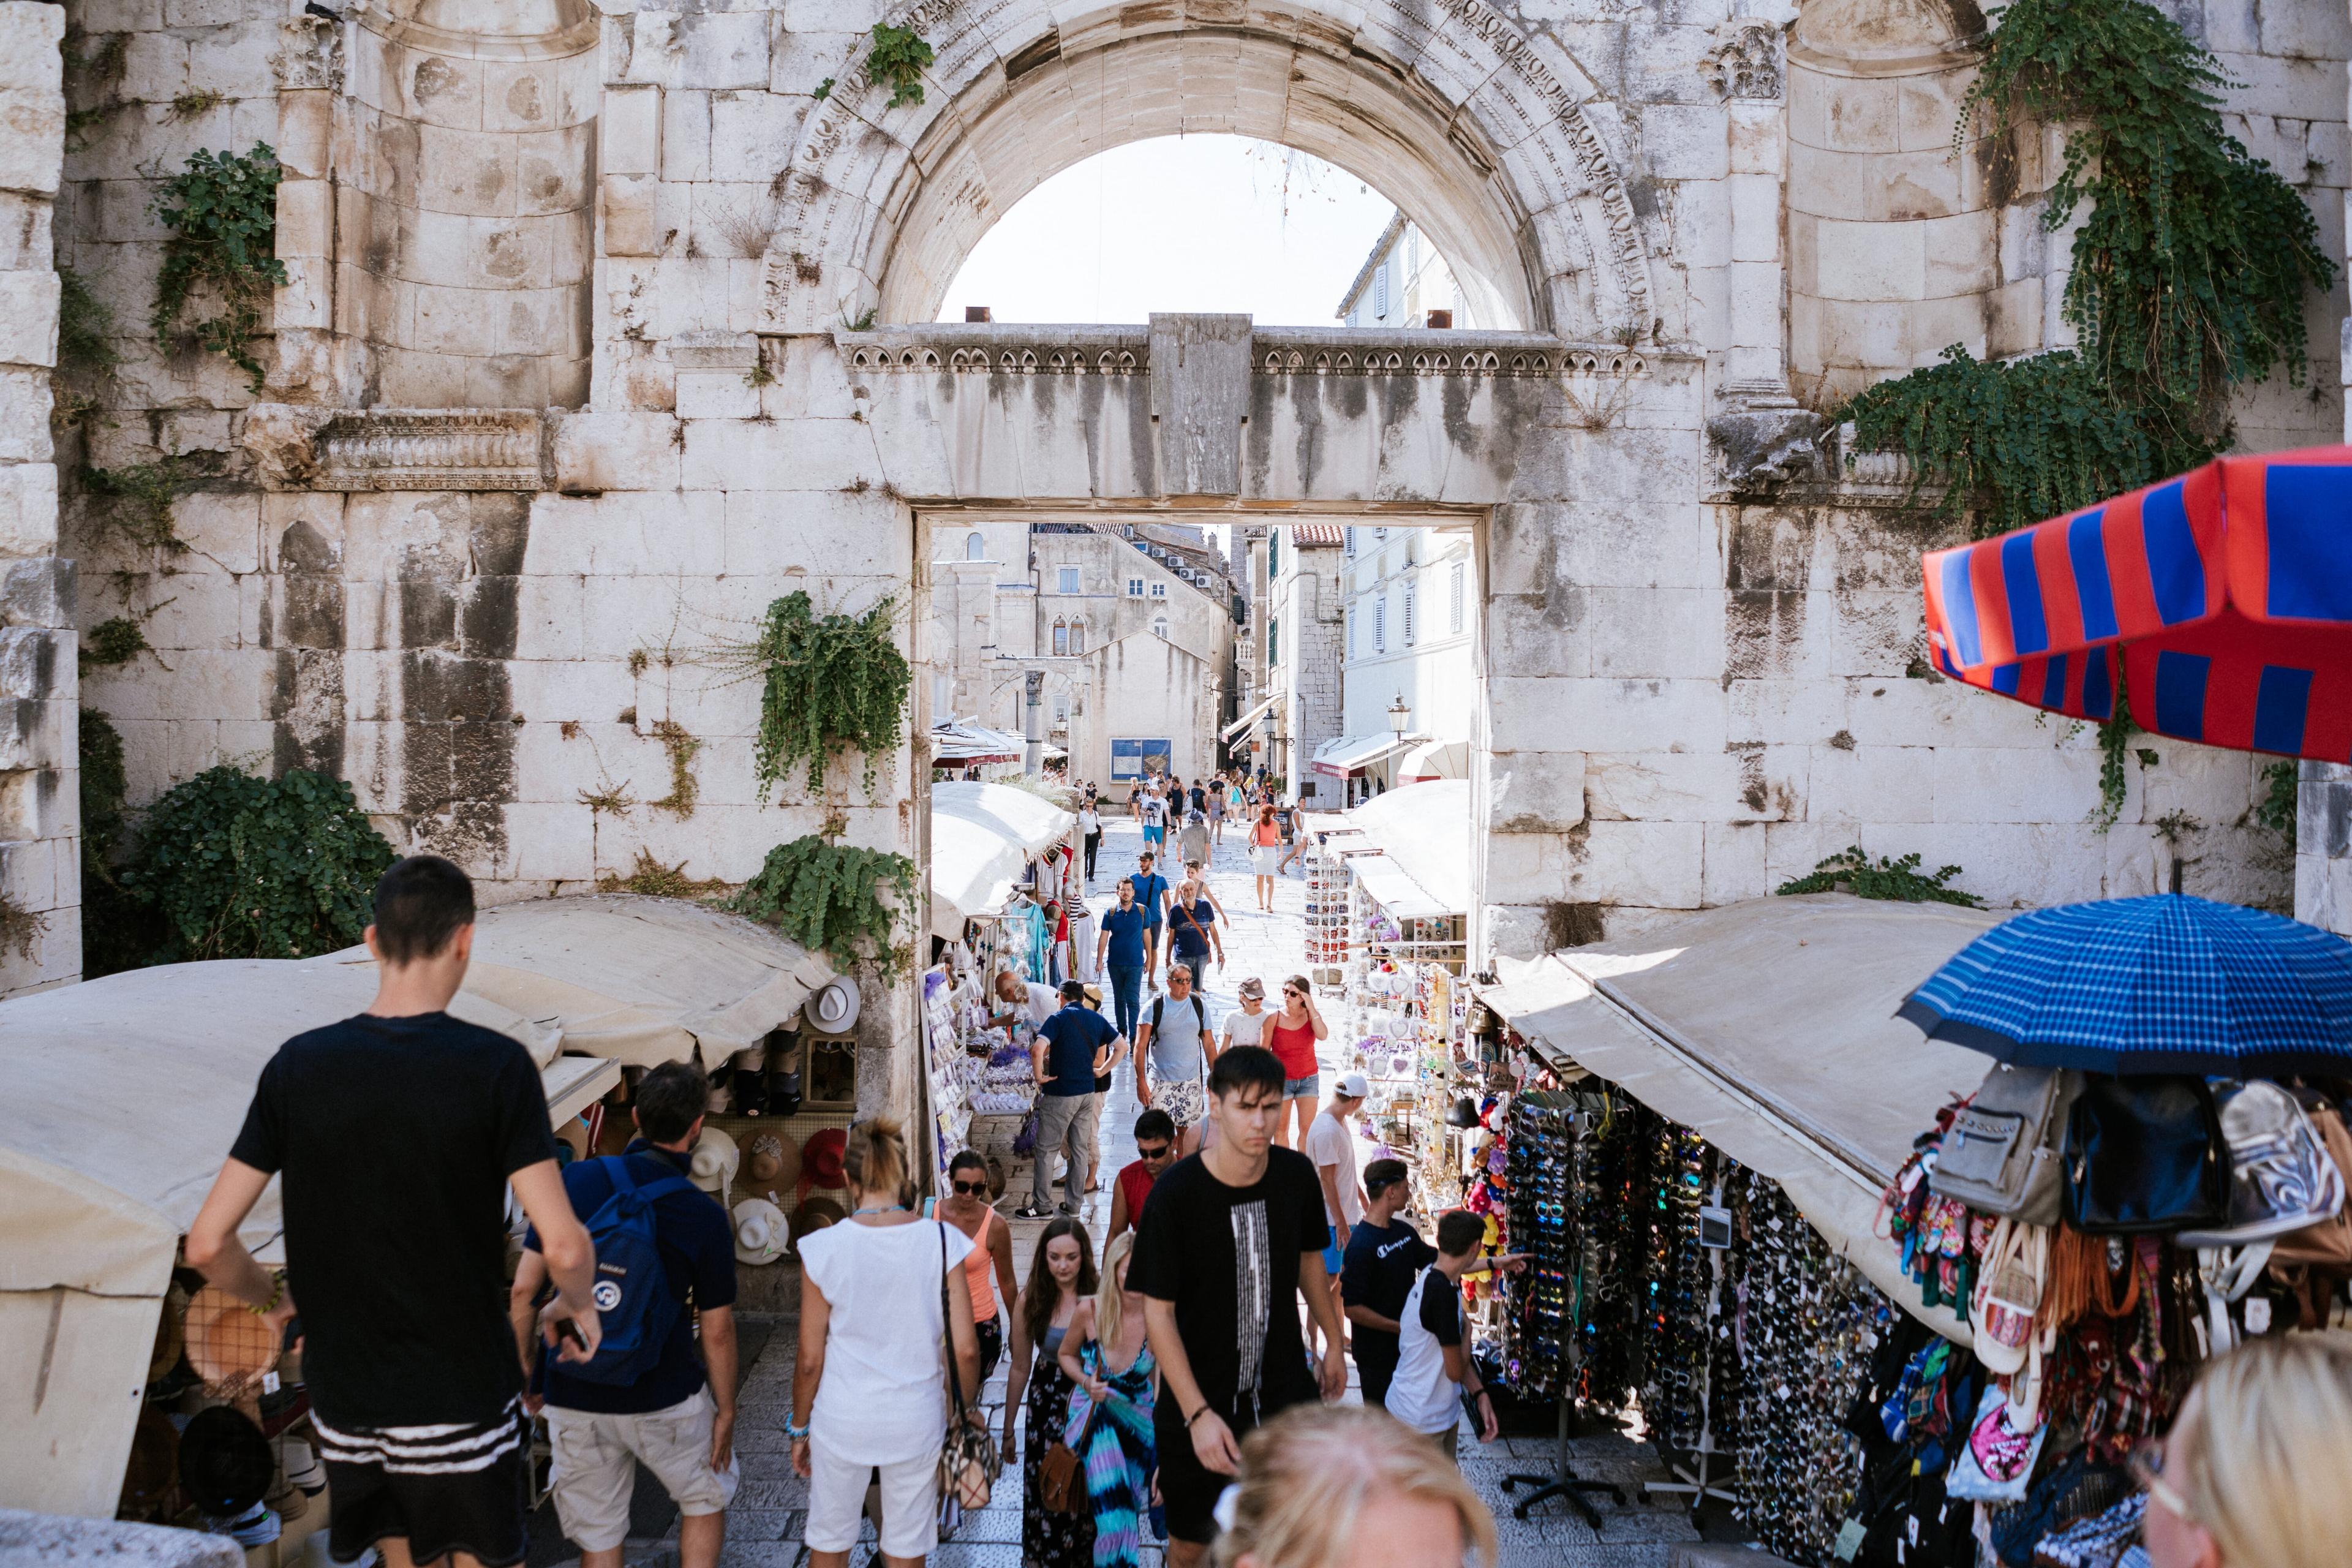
(1387, 693, 1411, 736)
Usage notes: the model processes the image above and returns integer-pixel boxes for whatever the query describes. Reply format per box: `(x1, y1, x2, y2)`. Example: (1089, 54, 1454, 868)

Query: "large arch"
(763, 0, 1652, 337)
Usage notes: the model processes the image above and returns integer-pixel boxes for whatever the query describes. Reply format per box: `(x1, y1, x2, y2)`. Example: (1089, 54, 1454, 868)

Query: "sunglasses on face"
(1137, 1144, 1172, 1160)
(951, 1180, 988, 1196)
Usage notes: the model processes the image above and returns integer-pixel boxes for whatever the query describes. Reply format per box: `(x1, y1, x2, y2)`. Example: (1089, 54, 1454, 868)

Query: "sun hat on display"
(747, 1129, 799, 1188)
(807, 975, 862, 1034)
(185, 1285, 280, 1393)
(801, 1126, 848, 1189)
(177, 1405, 275, 1516)
(791, 1194, 846, 1251)
(732, 1197, 790, 1265)
(688, 1126, 741, 1199)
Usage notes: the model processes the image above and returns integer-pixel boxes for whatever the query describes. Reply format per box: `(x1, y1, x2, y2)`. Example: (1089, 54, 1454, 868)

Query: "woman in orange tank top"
(940, 1151, 1019, 1379)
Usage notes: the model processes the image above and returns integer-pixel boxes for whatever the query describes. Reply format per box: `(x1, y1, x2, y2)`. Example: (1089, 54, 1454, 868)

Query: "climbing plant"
(80, 616, 149, 671)
(79, 709, 160, 977)
(746, 590, 911, 799)
(1776, 846, 1983, 908)
(151, 145, 289, 393)
(734, 834, 918, 973)
(867, 24, 933, 108)
(123, 765, 395, 963)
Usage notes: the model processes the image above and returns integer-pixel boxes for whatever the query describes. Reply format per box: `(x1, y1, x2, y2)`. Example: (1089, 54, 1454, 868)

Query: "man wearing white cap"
(511, 1060, 741, 1568)
(1305, 1073, 1371, 1358)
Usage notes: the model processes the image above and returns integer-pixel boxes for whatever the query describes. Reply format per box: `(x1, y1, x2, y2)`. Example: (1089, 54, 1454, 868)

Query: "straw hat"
(688, 1126, 740, 1200)
(745, 1130, 800, 1190)
(800, 1126, 847, 1189)
(185, 1285, 279, 1394)
(554, 1118, 590, 1166)
(732, 1197, 790, 1266)
(791, 1195, 846, 1251)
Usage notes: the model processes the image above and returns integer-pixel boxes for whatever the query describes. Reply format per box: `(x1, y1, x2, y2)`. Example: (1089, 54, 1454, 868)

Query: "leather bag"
(935, 1227, 1001, 1514)
(1039, 1438, 1085, 1513)
(1930, 1063, 2082, 1224)
(2062, 1076, 2226, 1235)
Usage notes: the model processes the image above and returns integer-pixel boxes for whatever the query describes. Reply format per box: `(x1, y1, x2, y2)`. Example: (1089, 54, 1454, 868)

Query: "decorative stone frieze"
(270, 14, 342, 91)
(242, 407, 549, 492)
(1706, 380, 1822, 499)
(1251, 341, 1644, 378)
(1701, 22, 1784, 102)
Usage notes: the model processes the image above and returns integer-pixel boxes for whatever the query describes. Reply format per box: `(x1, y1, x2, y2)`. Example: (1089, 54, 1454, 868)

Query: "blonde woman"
(2136, 1330, 2352, 1568)
(1211, 1404, 1497, 1568)
(1055, 1232, 1158, 1568)
(791, 1118, 983, 1568)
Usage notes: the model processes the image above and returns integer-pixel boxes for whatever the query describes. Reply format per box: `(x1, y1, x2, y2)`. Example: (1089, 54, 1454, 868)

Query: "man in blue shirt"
(1129, 851, 1172, 990)
(1095, 877, 1149, 1041)
(513, 1060, 740, 1568)
(1022, 979, 1125, 1218)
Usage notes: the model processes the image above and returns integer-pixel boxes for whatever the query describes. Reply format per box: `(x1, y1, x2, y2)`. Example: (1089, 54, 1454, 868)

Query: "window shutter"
(1403, 584, 1417, 645)
(1450, 562, 1466, 632)
(1374, 596, 1387, 652)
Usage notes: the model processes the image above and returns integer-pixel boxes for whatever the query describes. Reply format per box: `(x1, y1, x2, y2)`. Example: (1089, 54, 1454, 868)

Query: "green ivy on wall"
(1776, 846, 1983, 907)
(734, 835, 918, 973)
(151, 145, 289, 394)
(748, 590, 911, 799)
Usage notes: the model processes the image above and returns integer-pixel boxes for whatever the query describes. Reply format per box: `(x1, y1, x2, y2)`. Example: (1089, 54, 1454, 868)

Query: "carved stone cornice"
(243, 406, 550, 492)
(829, 326, 1673, 382)
(1701, 21, 1784, 102)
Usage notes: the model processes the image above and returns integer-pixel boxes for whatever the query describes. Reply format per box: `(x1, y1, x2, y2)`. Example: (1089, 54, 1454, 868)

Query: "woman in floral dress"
(1004, 1216, 1096, 1568)
(1057, 1233, 1158, 1568)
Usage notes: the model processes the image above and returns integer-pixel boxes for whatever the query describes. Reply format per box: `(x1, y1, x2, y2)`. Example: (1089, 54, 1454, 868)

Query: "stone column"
(0, 2, 77, 994)
(268, 15, 344, 402)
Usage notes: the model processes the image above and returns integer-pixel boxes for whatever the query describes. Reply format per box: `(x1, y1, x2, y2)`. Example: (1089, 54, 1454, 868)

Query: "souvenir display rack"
(1303, 839, 1351, 986)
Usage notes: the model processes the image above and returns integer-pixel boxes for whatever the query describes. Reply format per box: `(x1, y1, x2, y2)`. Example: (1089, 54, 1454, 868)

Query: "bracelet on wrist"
(246, 1276, 284, 1317)
(786, 1419, 810, 1440)
(1184, 1406, 1211, 1428)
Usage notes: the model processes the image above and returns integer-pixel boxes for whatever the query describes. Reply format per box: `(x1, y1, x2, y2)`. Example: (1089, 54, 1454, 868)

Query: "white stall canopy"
(1342, 779, 1471, 916)
(930, 780, 1077, 936)
(324, 894, 836, 1069)
(1481, 894, 2003, 1343)
(1311, 731, 1417, 778)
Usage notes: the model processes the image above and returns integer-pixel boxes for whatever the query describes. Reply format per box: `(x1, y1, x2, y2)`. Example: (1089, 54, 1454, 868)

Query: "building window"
(1374, 263, 1389, 318)
(1053, 696, 1069, 724)
(1052, 621, 1069, 656)
(1374, 595, 1387, 652)
(1150, 582, 1166, 598)
(1128, 578, 1144, 597)
(1057, 566, 1080, 594)
(1268, 617, 1279, 665)
(1268, 533, 1280, 577)
(1344, 526, 1357, 556)
(1069, 620, 1086, 655)
(1403, 583, 1417, 645)
(964, 532, 985, 560)
(1450, 562, 1466, 633)
(1153, 619, 1169, 639)
(1346, 608, 1355, 658)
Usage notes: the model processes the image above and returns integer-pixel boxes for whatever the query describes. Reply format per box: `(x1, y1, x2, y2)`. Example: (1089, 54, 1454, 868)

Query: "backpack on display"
(2179, 1080, 2345, 1247)
(1930, 1063, 2082, 1224)
(2061, 1076, 2226, 1235)
(565, 1157, 698, 1385)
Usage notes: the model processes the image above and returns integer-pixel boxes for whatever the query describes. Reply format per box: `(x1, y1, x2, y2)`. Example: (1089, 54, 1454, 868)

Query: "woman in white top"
(1219, 976, 1269, 1052)
(1077, 802, 1103, 886)
(792, 1117, 984, 1567)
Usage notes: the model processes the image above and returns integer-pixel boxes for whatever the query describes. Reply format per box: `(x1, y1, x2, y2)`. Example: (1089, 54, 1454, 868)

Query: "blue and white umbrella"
(1898, 894, 2352, 1077)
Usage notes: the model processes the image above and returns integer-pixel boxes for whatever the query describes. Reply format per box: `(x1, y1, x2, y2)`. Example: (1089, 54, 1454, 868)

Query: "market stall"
(929, 717, 1029, 781)
(0, 959, 614, 1525)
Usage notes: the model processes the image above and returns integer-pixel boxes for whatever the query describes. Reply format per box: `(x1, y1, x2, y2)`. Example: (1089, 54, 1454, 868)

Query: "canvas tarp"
(930, 782, 1076, 937)
(323, 894, 836, 1069)
(1481, 894, 2005, 1343)
(0, 959, 614, 1518)
(1342, 779, 1471, 915)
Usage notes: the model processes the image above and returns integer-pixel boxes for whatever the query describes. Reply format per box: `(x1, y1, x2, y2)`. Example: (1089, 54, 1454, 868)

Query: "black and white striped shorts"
(315, 1397, 530, 1567)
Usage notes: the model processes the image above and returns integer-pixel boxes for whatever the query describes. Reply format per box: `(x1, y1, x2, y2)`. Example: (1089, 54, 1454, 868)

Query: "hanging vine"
(733, 834, 918, 973)
(151, 145, 288, 393)
(1774, 846, 1983, 907)
(744, 590, 910, 799)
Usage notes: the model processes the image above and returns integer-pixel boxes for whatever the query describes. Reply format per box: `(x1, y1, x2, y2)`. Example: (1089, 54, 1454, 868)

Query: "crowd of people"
(179, 852, 2352, 1568)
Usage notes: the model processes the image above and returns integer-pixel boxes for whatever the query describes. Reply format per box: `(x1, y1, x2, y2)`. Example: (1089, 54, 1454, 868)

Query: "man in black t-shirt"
(1337, 1158, 1436, 1408)
(189, 856, 601, 1568)
(1131, 1045, 1347, 1564)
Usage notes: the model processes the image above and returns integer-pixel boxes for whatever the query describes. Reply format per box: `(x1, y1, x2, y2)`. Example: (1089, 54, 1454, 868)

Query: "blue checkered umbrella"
(1898, 895, 2352, 1077)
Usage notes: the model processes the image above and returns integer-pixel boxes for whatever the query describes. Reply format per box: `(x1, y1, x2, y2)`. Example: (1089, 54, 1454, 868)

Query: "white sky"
(938, 135, 1400, 326)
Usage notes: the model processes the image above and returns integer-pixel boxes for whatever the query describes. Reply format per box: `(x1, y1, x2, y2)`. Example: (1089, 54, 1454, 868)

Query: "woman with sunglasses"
(1005, 1218, 1100, 1568)
(2135, 1331, 2352, 1568)
(938, 1151, 1019, 1384)
(1266, 975, 1329, 1150)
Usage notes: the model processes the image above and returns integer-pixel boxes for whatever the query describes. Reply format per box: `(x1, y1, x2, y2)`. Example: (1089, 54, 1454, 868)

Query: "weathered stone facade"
(38, 0, 2351, 1077)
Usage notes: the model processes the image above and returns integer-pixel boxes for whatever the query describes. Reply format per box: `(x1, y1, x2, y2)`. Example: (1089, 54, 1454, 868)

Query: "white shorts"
(1252, 845, 1280, 875)
(805, 1440, 940, 1558)
(546, 1389, 739, 1553)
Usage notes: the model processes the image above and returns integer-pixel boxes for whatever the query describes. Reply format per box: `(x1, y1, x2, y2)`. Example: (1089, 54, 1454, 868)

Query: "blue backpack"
(563, 1156, 699, 1385)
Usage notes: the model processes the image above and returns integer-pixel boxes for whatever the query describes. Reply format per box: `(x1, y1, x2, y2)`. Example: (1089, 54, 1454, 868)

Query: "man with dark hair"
(1132, 1044, 1346, 1566)
(1387, 1211, 1515, 1461)
(1106, 1107, 1178, 1246)
(189, 856, 601, 1568)
(1130, 851, 1171, 990)
(1020, 979, 1123, 1218)
(1338, 1158, 1434, 1409)
(511, 1060, 740, 1568)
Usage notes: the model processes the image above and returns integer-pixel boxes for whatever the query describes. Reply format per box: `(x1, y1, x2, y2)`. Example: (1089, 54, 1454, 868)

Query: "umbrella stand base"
(1501, 1398, 1623, 1529)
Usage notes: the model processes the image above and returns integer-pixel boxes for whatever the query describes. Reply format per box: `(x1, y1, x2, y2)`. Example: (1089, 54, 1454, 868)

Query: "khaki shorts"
(546, 1389, 739, 1553)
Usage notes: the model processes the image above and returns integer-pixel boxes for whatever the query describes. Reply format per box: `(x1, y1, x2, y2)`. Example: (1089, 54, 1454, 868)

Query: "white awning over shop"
(324, 895, 837, 1069)
(1480, 894, 2005, 1343)
(930, 780, 1078, 937)
(930, 718, 1028, 764)
(1342, 779, 1472, 915)
(1311, 731, 1417, 777)
(1350, 853, 1450, 919)
(1394, 738, 1469, 781)
(1223, 693, 1281, 742)
(0, 959, 616, 1518)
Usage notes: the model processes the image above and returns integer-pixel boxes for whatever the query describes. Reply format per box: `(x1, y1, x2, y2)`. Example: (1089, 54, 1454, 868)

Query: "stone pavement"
(620, 814, 1705, 1567)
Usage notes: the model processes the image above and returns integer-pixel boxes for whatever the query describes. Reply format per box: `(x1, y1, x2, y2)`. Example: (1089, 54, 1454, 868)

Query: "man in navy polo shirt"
(1130, 851, 1172, 990)
(1021, 979, 1126, 1218)
(513, 1061, 740, 1568)
(1095, 876, 1149, 1041)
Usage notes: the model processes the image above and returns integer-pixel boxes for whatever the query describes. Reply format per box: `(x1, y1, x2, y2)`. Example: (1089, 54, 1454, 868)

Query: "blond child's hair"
(2179, 1330, 2352, 1568)
(1210, 1403, 1497, 1568)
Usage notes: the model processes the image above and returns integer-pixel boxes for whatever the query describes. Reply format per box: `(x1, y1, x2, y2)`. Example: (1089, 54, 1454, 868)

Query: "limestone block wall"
(0, 2, 78, 997)
(1273, 542, 1345, 804)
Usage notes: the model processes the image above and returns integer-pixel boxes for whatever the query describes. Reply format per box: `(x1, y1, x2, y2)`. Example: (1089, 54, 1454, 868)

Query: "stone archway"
(764, 0, 1653, 337)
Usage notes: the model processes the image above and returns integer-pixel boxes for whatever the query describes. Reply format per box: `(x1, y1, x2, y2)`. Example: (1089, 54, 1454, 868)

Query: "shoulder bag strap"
(940, 1223, 968, 1421)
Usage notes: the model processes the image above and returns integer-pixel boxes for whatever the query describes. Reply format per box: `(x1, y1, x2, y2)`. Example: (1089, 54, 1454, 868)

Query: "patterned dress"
(1065, 1338, 1158, 1568)
(1023, 1325, 1094, 1568)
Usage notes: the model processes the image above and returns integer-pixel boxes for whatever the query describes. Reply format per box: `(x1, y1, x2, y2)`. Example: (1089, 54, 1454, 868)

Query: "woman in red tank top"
(1264, 973, 1329, 1150)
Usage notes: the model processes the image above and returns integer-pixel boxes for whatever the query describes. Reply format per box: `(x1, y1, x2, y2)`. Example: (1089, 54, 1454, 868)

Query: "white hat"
(731, 1197, 790, 1266)
(806, 976, 861, 1034)
(1334, 1071, 1370, 1099)
(688, 1126, 740, 1200)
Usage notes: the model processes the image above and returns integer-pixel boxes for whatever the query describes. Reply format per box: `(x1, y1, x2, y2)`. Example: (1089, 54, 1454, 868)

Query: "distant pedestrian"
(1188, 779, 1208, 818)
(1267, 975, 1330, 1151)
(1132, 1046, 1348, 1567)
(1095, 878, 1147, 1042)
(1385, 1212, 1513, 1461)
(511, 1060, 740, 1568)
(187, 855, 600, 1568)
(1305, 1072, 1370, 1357)
(1106, 1108, 1178, 1246)
(1208, 1404, 1498, 1568)
(1057, 1233, 1158, 1568)
(1219, 976, 1269, 1054)
(1139, 788, 1169, 853)
(1338, 1159, 1432, 1409)
(1207, 782, 1226, 843)
(1005, 1218, 1098, 1568)
(1077, 982, 1124, 1199)
(790, 1118, 983, 1566)
(1021, 981, 1123, 1218)
(1250, 805, 1282, 911)
(1077, 799, 1103, 883)
(1177, 806, 1210, 870)
(1136, 968, 1214, 1156)
(1131, 852, 1171, 989)
(1276, 801, 1304, 874)
(940, 1150, 1020, 1381)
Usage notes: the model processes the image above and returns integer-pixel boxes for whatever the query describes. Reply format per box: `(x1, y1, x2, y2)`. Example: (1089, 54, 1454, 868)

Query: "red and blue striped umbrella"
(1920, 445, 2352, 760)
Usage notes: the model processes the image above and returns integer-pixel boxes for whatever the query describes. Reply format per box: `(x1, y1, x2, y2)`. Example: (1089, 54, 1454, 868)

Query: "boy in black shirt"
(1131, 1046, 1347, 1565)
(1337, 1158, 1433, 1408)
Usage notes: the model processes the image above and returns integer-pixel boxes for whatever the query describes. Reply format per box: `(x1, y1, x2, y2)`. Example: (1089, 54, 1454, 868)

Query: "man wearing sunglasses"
(1106, 1107, 1178, 1248)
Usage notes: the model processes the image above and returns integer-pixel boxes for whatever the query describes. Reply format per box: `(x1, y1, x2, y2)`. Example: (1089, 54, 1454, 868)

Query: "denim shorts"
(1284, 1072, 1318, 1100)
(1321, 1224, 1343, 1277)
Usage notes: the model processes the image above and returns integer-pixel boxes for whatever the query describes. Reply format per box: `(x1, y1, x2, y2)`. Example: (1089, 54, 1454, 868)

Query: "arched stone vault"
(764, 0, 1653, 338)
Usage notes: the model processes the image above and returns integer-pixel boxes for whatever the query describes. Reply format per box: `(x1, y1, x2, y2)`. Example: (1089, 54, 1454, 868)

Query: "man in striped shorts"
(189, 856, 603, 1568)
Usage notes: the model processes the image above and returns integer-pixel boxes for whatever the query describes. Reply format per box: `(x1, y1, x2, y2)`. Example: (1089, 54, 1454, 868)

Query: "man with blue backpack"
(511, 1060, 740, 1568)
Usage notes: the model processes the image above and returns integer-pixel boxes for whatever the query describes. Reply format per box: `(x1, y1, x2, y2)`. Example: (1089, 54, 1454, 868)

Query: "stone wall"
(0, 2, 77, 997)
(1273, 537, 1345, 805)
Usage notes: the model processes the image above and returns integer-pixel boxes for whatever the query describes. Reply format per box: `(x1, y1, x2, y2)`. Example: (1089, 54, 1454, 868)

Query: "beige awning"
(1341, 779, 1471, 914)
(323, 894, 837, 1069)
(1480, 894, 2005, 1343)
(1222, 692, 1280, 742)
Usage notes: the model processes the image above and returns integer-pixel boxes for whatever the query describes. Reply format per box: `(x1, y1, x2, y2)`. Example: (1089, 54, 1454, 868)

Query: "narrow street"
(687, 814, 1706, 1568)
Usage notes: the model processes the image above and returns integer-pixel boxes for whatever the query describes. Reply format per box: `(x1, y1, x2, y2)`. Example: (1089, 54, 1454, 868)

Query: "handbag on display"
(1932, 1064, 2082, 1225)
(935, 1228, 1001, 1523)
(2179, 1080, 2346, 1246)
(1969, 1219, 2047, 1377)
(1944, 1384, 2049, 1504)
(2062, 1076, 2226, 1235)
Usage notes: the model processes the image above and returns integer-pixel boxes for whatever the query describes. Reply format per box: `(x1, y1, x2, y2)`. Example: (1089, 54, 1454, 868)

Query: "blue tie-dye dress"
(1063, 1338, 1158, 1568)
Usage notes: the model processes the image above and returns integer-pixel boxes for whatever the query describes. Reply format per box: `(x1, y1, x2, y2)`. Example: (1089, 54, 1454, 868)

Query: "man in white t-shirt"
(1385, 1210, 1505, 1461)
(985, 970, 1057, 1035)
(1303, 1072, 1368, 1355)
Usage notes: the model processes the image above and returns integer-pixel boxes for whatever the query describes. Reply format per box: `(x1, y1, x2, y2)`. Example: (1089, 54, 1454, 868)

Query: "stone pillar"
(268, 15, 344, 402)
(2298, 763, 2352, 937)
(0, 2, 77, 996)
